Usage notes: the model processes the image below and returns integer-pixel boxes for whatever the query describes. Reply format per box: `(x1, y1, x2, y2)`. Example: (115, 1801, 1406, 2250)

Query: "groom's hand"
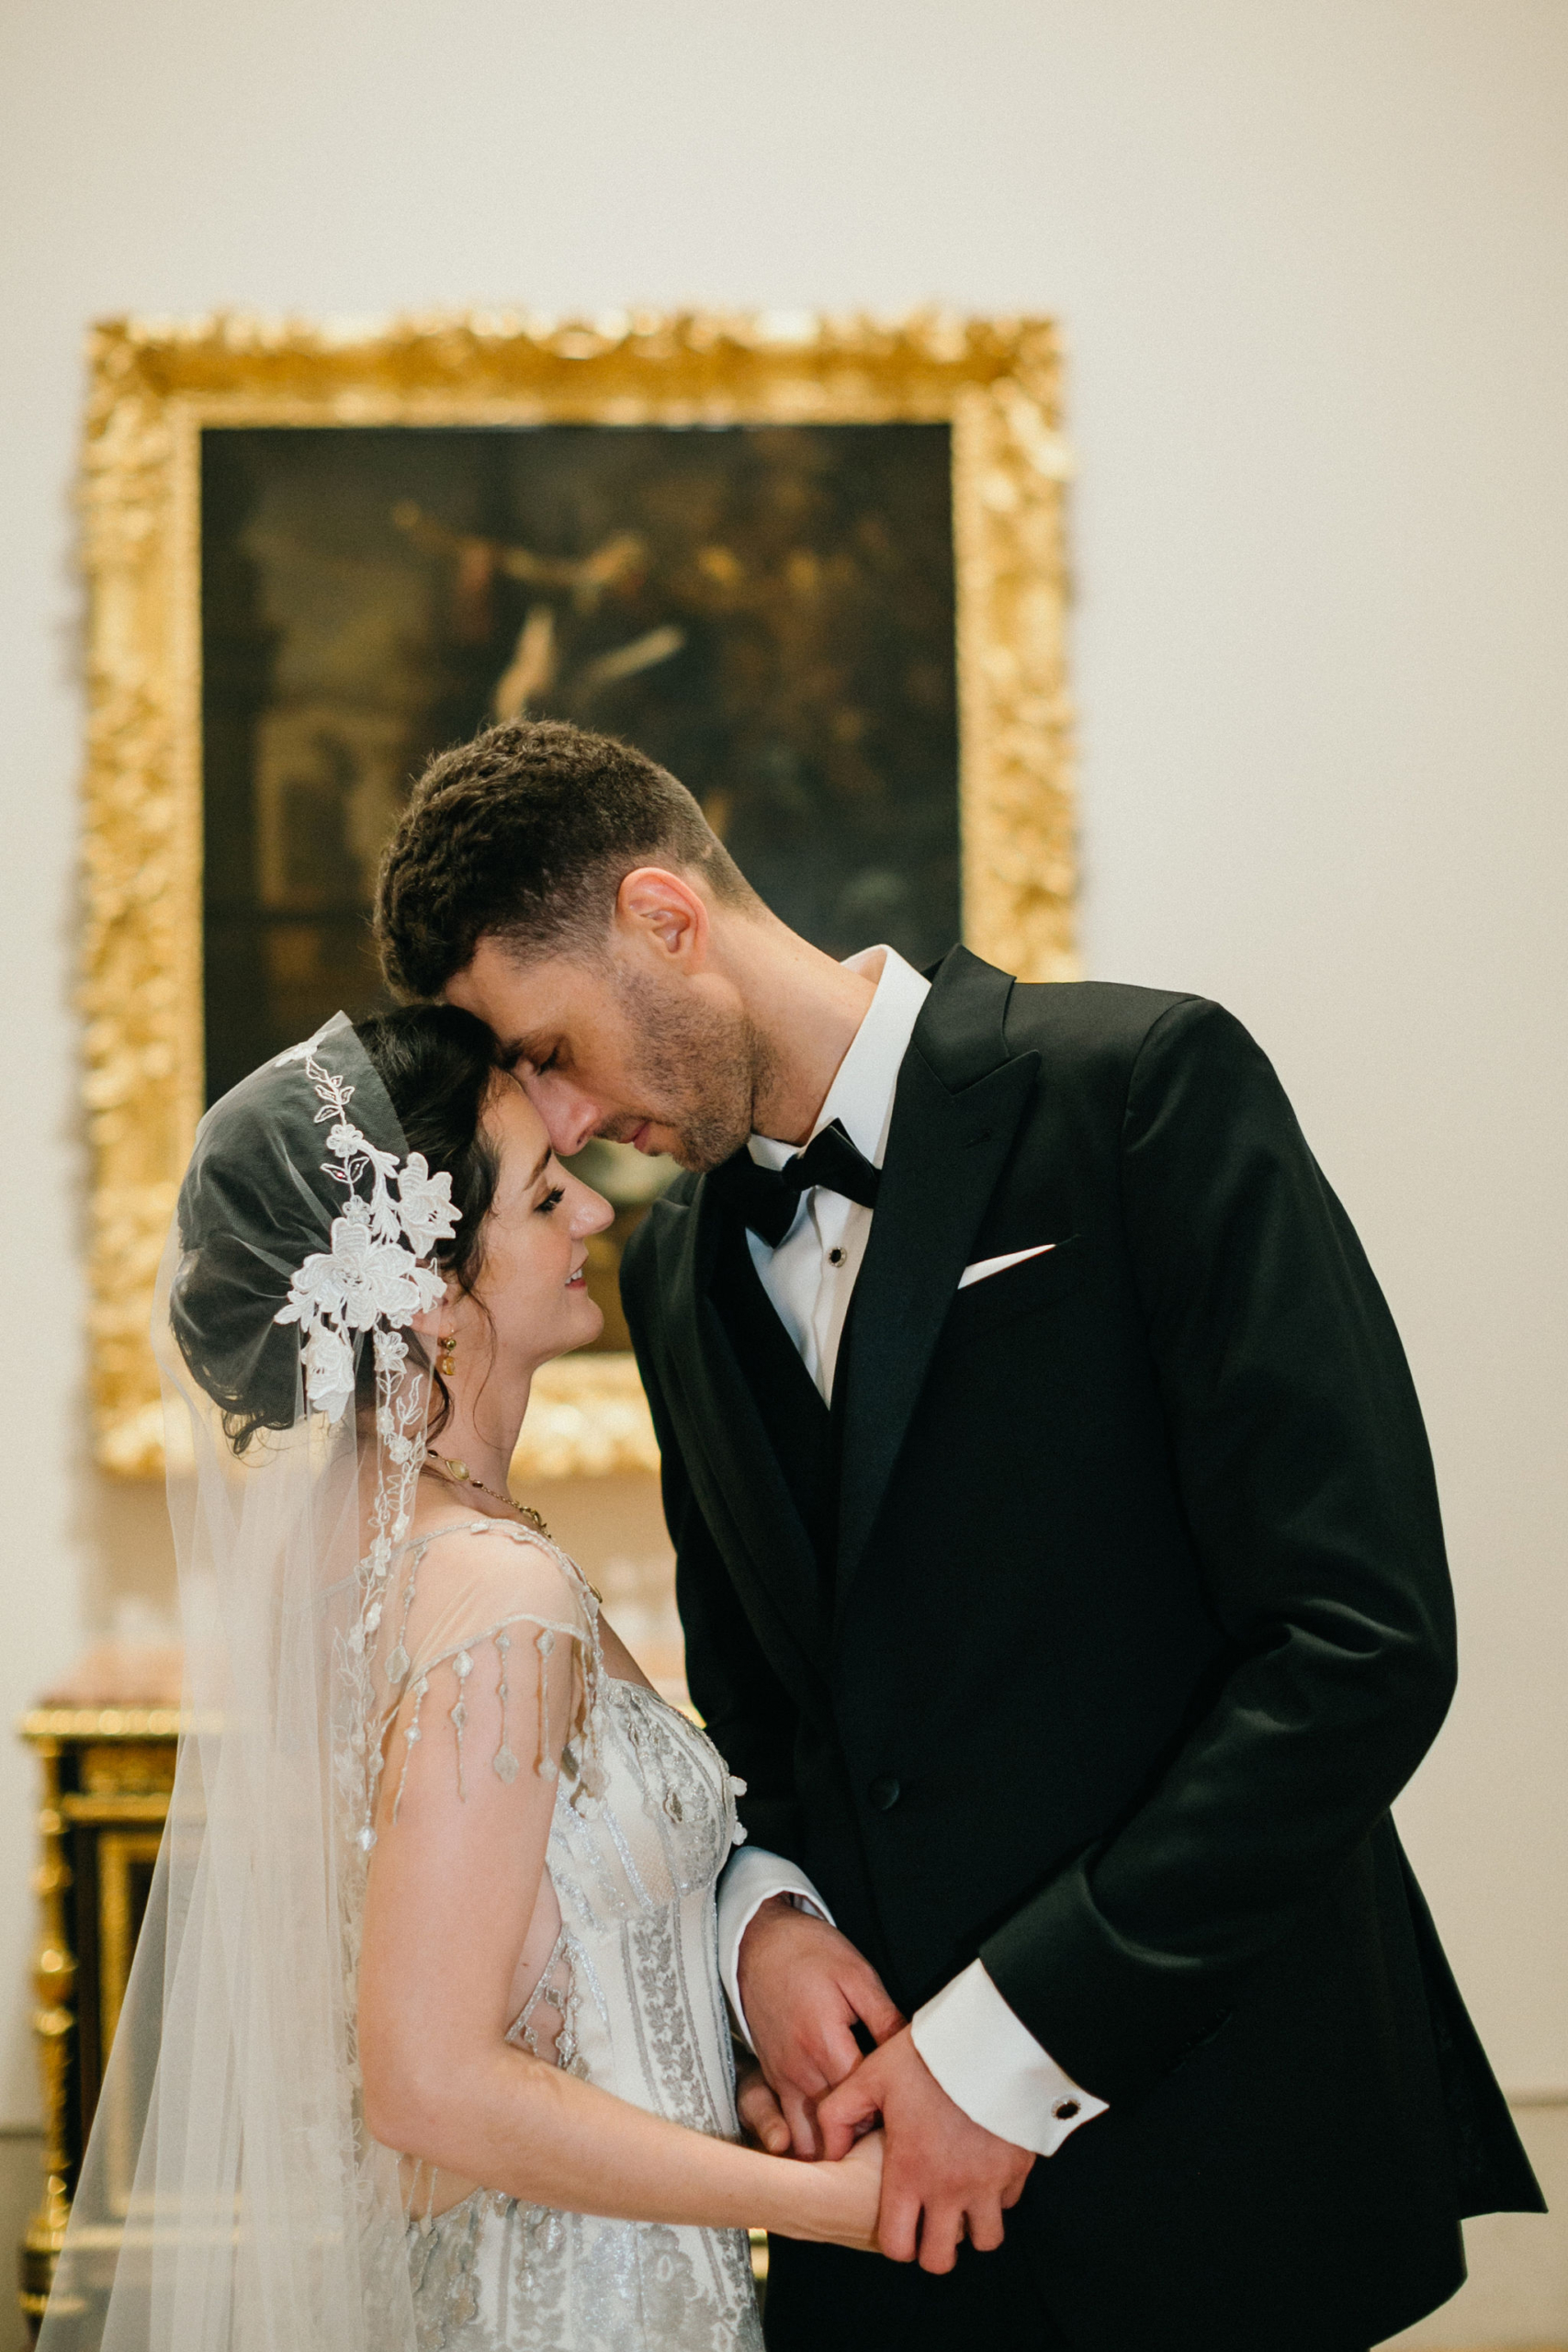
(738, 1897, 905, 2159)
(815, 2027, 1034, 2273)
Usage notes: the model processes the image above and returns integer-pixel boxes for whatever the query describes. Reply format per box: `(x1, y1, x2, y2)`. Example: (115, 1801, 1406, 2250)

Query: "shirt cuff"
(910, 1959, 1109, 2158)
(716, 1844, 834, 2051)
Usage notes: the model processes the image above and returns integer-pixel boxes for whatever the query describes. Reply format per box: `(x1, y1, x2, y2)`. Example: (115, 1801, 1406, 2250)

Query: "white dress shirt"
(713, 944, 1107, 2159)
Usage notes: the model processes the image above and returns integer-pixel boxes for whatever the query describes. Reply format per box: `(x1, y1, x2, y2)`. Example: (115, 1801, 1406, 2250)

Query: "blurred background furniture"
(16, 1647, 182, 2346)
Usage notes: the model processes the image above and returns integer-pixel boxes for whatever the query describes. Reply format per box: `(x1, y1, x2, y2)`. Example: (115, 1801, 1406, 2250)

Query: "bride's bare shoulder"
(396, 1507, 592, 1654)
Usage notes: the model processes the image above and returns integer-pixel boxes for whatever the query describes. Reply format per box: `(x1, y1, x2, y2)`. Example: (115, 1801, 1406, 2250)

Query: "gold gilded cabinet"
(17, 1686, 179, 2343)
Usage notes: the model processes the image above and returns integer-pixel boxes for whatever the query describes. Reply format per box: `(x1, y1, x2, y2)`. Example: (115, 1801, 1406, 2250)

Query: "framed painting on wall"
(81, 309, 1076, 1476)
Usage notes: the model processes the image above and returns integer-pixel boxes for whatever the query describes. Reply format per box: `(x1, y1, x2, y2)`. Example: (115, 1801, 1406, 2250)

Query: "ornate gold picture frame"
(82, 308, 1075, 1476)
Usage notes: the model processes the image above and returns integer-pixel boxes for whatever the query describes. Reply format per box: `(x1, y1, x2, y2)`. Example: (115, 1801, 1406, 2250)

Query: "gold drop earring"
(436, 1332, 457, 1380)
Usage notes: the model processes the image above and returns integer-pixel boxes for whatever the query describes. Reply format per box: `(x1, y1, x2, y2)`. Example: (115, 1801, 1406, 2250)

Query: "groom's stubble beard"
(608, 976, 773, 1170)
(609, 963, 776, 1171)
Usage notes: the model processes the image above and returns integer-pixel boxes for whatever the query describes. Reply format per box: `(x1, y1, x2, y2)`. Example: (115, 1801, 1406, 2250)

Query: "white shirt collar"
(749, 945, 931, 1171)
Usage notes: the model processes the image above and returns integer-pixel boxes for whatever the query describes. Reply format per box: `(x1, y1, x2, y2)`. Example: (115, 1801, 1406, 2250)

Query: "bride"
(39, 1004, 879, 2352)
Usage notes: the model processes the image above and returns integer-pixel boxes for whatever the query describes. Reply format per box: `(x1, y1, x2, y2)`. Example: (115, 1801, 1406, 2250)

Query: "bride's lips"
(566, 1253, 589, 1291)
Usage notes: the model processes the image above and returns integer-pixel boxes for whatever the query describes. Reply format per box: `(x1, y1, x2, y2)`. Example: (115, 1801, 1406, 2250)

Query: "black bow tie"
(711, 1120, 883, 1249)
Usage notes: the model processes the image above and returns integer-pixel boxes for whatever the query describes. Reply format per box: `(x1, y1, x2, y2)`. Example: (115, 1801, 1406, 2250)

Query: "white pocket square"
(957, 1244, 1056, 1291)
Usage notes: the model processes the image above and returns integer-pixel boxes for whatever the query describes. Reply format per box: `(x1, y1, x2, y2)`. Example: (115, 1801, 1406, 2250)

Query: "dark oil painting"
(200, 422, 959, 1343)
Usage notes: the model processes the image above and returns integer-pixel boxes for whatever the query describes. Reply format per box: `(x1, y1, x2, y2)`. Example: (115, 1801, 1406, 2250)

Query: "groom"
(375, 718, 1540, 2351)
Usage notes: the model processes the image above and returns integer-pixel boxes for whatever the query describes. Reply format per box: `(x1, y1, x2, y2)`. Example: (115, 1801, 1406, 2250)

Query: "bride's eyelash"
(537, 1184, 565, 1215)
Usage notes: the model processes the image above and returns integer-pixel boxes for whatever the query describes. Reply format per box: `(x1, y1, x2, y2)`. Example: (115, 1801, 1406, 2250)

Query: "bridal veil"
(40, 1012, 457, 2352)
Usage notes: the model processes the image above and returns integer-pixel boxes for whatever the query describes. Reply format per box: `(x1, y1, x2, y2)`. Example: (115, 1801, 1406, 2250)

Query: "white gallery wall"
(1, 0, 1565, 2327)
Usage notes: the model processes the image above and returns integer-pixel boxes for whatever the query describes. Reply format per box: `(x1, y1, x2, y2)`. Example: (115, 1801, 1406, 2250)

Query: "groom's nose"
(520, 1069, 601, 1159)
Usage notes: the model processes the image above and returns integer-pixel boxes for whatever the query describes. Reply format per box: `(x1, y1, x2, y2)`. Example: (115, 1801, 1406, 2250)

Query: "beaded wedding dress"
(386, 1516, 763, 2352)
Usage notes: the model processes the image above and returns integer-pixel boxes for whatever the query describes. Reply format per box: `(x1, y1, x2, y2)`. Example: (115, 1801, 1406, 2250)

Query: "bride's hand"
(829, 2131, 884, 2251)
(774, 2130, 884, 2253)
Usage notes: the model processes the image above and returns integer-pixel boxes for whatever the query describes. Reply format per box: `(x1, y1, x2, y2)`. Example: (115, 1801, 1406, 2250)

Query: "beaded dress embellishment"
(375, 1520, 760, 2352)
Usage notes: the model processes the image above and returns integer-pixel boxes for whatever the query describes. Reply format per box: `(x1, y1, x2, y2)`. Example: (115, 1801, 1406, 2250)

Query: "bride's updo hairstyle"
(171, 1003, 501, 1453)
(354, 1003, 502, 1433)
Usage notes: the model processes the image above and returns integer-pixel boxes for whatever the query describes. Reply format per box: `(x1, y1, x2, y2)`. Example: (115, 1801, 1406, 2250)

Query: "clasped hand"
(735, 1896, 1034, 2273)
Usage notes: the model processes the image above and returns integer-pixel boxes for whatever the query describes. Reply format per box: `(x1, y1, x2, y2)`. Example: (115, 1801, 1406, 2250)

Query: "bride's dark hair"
(355, 1001, 502, 1308)
(354, 1003, 502, 1439)
(172, 1003, 502, 1453)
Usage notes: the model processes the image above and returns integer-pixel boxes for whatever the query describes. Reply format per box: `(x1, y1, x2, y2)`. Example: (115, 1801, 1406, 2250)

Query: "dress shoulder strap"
(374, 1516, 609, 1832)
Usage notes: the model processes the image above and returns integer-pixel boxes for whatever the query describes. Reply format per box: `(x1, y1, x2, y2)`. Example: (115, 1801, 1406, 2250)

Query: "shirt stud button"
(1053, 2098, 1081, 2120)
(829, 1247, 846, 1266)
(868, 1774, 901, 1811)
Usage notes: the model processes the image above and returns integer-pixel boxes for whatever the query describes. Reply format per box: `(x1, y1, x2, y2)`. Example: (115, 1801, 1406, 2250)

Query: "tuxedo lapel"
(836, 950, 1040, 1596)
(646, 1178, 832, 1681)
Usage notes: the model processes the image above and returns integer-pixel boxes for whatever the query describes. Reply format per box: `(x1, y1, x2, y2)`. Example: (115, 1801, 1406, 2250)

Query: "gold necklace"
(422, 1453, 550, 1536)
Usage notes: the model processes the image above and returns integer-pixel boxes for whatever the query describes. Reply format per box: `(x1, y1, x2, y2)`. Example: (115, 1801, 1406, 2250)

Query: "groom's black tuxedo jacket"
(622, 949, 1540, 2351)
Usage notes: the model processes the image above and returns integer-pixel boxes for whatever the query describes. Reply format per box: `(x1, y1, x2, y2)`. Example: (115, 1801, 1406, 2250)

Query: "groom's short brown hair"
(374, 718, 754, 1001)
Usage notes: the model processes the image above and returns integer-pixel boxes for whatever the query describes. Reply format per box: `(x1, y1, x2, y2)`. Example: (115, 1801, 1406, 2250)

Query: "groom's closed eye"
(499, 1030, 545, 1069)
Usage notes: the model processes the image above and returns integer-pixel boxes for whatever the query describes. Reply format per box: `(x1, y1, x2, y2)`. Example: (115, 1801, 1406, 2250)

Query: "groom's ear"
(615, 866, 711, 971)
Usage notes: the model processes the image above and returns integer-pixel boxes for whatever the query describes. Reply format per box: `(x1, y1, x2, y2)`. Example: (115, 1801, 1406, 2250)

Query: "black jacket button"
(868, 1774, 901, 1811)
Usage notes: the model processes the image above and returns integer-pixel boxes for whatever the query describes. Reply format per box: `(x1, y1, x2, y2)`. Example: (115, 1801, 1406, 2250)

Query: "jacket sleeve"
(619, 1216, 807, 1860)
(979, 997, 1458, 2104)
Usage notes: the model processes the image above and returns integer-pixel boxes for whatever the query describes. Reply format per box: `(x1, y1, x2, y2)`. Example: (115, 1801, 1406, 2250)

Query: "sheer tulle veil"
(41, 1012, 459, 2352)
